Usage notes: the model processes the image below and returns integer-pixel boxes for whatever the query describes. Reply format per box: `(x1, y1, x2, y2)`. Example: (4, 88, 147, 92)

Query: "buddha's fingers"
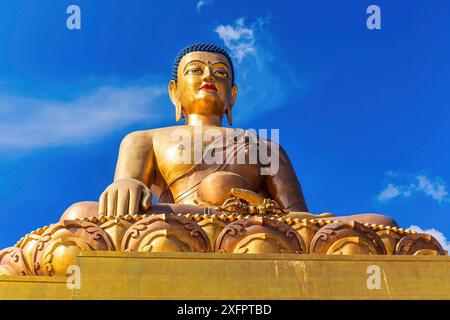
(107, 189, 118, 217)
(116, 189, 130, 216)
(231, 188, 264, 206)
(140, 188, 152, 211)
(99, 191, 107, 215)
(128, 188, 141, 215)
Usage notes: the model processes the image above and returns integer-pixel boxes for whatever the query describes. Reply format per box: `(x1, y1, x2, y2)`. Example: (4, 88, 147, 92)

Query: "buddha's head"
(168, 43, 238, 125)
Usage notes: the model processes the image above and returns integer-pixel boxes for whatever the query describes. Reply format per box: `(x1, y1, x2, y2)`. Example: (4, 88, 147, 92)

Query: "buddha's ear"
(231, 84, 238, 107)
(226, 84, 238, 126)
(168, 80, 182, 122)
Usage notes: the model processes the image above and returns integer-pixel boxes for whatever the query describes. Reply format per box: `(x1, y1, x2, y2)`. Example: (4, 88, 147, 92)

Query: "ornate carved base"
(0, 212, 447, 276)
(215, 217, 306, 254)
(121, 214, 211, 252)
(310, 221, 387, 255)
(0, 247, 31, 276)
(31, 220, 114, 276)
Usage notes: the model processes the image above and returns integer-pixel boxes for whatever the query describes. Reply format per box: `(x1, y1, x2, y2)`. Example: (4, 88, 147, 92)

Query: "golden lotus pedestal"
(1, 251, 449, 300)
(0, 213, 448, 299)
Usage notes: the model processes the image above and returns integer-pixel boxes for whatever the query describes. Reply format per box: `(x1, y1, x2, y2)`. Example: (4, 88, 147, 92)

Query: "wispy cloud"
(409, 225, 450, 253)
(0, 83, 166, 149)
(416, 175, 448, 201)
(0, 17, 302, 150)
(377, 171, 449, 203)
(215, 16, 303, 121)
(196, 0, 213, 13)
(377, 183, 411, 202)
(215, 18, 256, 62)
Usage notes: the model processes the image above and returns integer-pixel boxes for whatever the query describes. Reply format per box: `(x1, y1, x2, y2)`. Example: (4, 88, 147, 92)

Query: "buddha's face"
(169, 51, 237, 121)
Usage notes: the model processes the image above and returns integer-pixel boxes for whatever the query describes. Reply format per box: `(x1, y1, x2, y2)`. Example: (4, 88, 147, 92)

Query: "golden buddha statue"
(61, 43, 396, 227)
(0, 44, 446, 277)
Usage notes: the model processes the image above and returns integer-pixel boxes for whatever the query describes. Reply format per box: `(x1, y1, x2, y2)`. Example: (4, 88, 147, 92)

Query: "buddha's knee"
(60, 201, 99, 221)
(338, 213, 398, 227)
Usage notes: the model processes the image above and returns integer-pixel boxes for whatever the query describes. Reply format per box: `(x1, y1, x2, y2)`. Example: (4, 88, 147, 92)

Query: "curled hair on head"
(172, 43, 235, 84)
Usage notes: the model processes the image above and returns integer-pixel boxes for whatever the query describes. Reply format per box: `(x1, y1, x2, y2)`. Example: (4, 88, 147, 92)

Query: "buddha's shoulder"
(120, 126, 191, 144)
(121, 126, 282, 143)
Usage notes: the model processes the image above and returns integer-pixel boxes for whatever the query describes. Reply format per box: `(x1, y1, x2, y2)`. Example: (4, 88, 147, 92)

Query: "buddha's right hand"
(98, 178, 152, 217)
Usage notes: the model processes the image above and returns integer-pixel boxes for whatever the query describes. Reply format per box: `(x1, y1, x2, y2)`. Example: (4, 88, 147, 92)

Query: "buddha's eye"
(185, 67, 202, 75)
(214, 69, 228, 78)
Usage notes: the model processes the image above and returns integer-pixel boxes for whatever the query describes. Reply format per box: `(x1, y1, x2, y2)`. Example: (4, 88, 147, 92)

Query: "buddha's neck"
(186, 114, 222, 127)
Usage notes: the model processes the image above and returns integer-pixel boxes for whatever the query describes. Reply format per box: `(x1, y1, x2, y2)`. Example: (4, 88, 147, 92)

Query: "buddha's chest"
(152, 130, 264, 188)
(153, 139, 199, 185)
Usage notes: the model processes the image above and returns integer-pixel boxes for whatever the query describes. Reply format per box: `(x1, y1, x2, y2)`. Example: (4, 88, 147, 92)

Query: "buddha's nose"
(202, 67, 214, 83)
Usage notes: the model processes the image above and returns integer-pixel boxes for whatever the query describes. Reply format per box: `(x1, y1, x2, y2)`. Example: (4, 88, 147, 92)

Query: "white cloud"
(417, 175, 448, 202)
(0, 17, 302, 150)
(377, 183, 402, 201)
(376, 171, 449, 203)
(0, 84, 166, 149)
(409, 225, 450, 253)
(215, 18, 256, 62)
(215, 17, 301, 121)
(196, 0, 213, 13)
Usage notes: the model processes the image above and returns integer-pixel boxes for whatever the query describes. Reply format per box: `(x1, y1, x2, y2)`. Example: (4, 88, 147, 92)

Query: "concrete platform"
(1, 252, 449, 299)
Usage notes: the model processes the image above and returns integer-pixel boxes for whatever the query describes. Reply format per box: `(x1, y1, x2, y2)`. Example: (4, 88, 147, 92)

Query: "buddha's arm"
(114, 131, 155, 184)
(99, 131, 156, 216)
(264, 144, 308, 212)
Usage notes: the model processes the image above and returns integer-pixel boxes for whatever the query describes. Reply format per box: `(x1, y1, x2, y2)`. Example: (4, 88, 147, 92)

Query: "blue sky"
(0, 0, 449, 250)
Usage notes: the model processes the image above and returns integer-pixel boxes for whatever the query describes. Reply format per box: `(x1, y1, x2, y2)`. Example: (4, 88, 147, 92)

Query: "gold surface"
(49, 47, 407, 258)
(0, 275, 71, 299)
(1, 252, 449, 300)
(2, 214, 445, 278)
(1, 46, 447, 299)
(95, 49, 311, 217)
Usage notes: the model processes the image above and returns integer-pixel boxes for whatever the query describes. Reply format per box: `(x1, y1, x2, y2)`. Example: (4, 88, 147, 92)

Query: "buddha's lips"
(200, 83, 217, 91)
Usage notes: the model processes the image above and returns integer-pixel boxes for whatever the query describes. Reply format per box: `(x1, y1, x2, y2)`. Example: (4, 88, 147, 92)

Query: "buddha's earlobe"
(226, 84, 237, 126)
(168, 80, 182, 122)
(175, 103, 182, 122)
(226, 108, 233, 126)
